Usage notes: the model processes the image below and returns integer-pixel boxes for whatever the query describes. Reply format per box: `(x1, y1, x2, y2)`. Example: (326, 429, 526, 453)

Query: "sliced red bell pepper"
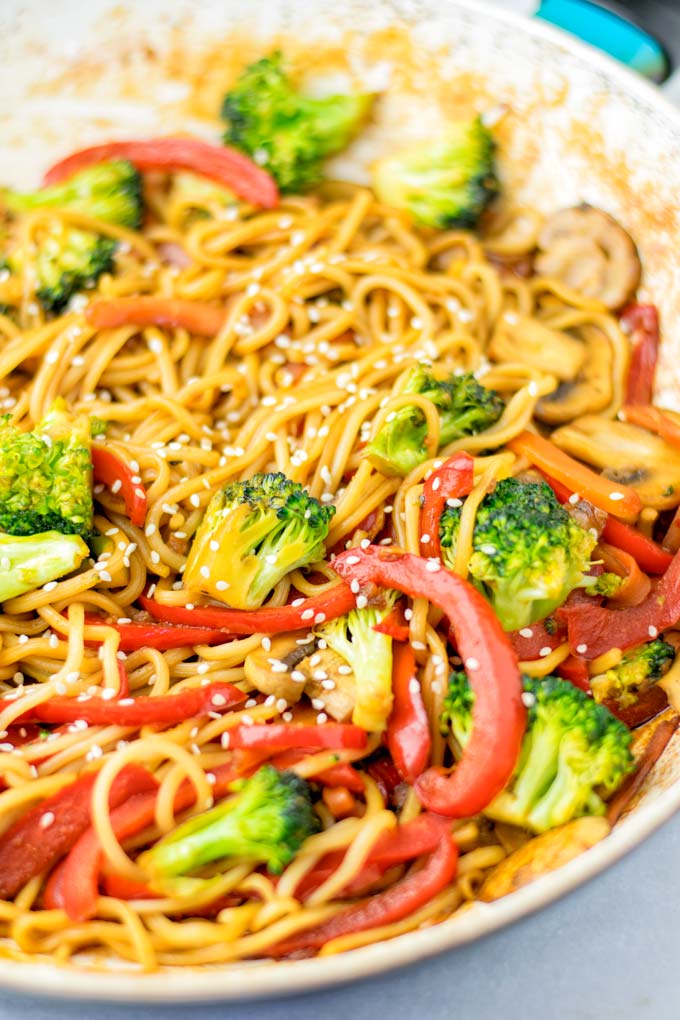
(270, 832, 458, 956)
(86, 298, 226, 337)
(373, 603, 409, 642)
(2, 682, 246, 727)
(43, 137, 279, 208)
(365, 757, 403, 802)
(222, 722, 367, 753)
(622, 303, 660, 406)
(293, 813, 452, 900)
(542, 471, 672, 575)
(509, 431, 642, 522)
(54, 755, 264, 921)
(419, 453, 475, 560)
(386, 643, 431, 784)
(622, 403, 680, 451)
(116, 661, 130, 699)
(556, 655, 590, 693)
(508, 620, 565, 661)
(139, 584, 356, 634)
(267, 749, 365, 792)
(92, 446, 147, 528)
(332, 546, 525, 818)
(0, 764, 156, 900)
(558, 548, 680, 659)
(84, 615, 232, 652)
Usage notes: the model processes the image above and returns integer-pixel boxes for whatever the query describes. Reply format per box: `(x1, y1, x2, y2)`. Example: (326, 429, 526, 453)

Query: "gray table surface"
(4, 1, 680, 1016)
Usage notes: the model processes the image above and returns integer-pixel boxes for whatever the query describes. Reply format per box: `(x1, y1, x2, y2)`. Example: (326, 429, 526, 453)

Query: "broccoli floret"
(314, 591, 398, 732)
(0, 530, 89, 602)
(139, 766, 320, 891)
(439, 477, 596, 632)
(221, 52, 374, 193)
(364, 365, 504, 478)
(2, 160, 142, 312)
(441, 672, 634, 833)
(586, 572, 623, 598)
(591, 639, 675, 710)
(183, 471, 335, 610)
(0, 399, 94, 537)
(372, 116, 498, 230)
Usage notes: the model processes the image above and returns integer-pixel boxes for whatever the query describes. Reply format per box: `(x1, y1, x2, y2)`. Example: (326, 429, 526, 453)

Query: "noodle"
(0, 157, 670, 976)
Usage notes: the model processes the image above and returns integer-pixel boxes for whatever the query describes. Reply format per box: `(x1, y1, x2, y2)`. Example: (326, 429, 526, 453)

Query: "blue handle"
(536, 0, 670, 82)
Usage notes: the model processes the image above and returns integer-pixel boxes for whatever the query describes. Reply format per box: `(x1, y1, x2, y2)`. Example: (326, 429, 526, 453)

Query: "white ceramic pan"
(1, 0, 680, 1001)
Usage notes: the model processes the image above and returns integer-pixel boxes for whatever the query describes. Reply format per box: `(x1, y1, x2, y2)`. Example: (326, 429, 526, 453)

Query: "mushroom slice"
(304, 647, 357, 723)
(479, 816, 610, 901)
(489, 313, 585, 382)
(551, 416, 680, 510)
(243, 634, 314, 705)
(535, 205, 641, 309)
(536, 325, 613, 425)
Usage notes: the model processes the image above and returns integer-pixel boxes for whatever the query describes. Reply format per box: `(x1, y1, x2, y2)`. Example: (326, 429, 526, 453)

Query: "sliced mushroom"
(489, 312, 585, 382)
(243, 634, 314, 705)
(479, 816, 610, 901)
(304, 647, 357, 722)
(536, 325, 613, 425)
(551, 416, 680, 510)
(535, 205, 641, 310)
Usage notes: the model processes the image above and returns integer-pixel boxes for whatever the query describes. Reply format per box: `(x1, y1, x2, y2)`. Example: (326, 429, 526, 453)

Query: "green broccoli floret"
(586, 572, 623, 598)
(221, 51, 374, 193)
(314, 591, 398, 732)
(372, 116, 498, 229)
(0, 399, 94, 537)
(591, 639, 675, 710)
(183, 471, 335, 610)
(2, 160, 142, 312)
(139, 766, 320, 892)
(364, 365, 504, 478)
(441, 672, 634, 833)
(439, 477, 596, 632)
(0, 530, 89, 602)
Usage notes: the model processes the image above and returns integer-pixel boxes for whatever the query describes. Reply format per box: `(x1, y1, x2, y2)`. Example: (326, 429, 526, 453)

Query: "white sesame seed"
(648, 626, 659, 638)
(568, 493, 580, 505)
(337, 664, 353, 675)
(412, 640, 426, 651)
(85, 745, 103, 761)
(276, 698, 288, 713)
(42, 581, 58, 592)
(446, 497, 462, 508)
(466, 657, 480, 671)
(355, 595, 368, 610)
(539, 646, 552, 658)
(408, 678, 421, 695)
(301, 608, 315, 621)
(211, 694, 227, 707)
(39, 811, 56, 829)
(425, 559, 441, 572)
(576, 643, 588, 654)
(215, 579, 229, 591)
(609, 492, 625, 502)
(314, 613, 326, 624)
(519, 628, 534, 639)
(282, 711, 293, 722)
(199, 565, 211, 579)
(316, 713, 328, 725)
(521, 691, 536, 708)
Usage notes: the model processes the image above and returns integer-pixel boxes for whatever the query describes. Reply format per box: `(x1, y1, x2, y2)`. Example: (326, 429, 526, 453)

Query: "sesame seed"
(519, 628, 534, 638)
(199, 565, 210, 579)
(111, 479, 122, 494)
(412, 640, 426, 651)
(149, 552, 160, 565)
(539, 646, 552, 658)
(261, 636, 272, 651)
(648, 626, 658, 638)
(446, 497, 462, 508)
(211, 694, 227, 707)
(301, 608, 315, 621)
(216, 580, 229, 592)
(196, 663, 209, 675)
(568, 493, 580, 505)
(466, 657, 480, 671)
(43, 581, 58, 592)
(85, 745, 103, 761)
(521, 691, 536, 708)
(408, 678, 421, 695)
(355, 595, 368, 610)
(290, 670, 306, 682)
(337, 664, 353, 675)
(576, 643, 588, 654)
(282, 711, 293, 722)
(145, 524, 157, 537)
(316, 713, 328, 725)
(314, 613, 326, 624)
(421, 533, 431, 544)
(609, 492, 625, 502)
(425, 559, 441, 572)
(321, 679, 336, 690)
(39, 811, 56, 829)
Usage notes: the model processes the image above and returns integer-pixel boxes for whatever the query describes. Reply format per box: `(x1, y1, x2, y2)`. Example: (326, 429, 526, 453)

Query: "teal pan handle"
(536, 0, 670, 83)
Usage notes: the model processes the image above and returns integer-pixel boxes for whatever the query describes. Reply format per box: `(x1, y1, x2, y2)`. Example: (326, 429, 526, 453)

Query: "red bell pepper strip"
(542, 471, 672, 575)
(622, 403, 680, 450)
(293, 813, 452, 900)
(373, 603, 409, 642)
(419, 453, 475, 560)
(43, 137, 279, 209)
(386, 643, 431, 784)
(556, 655, 590, 693)
(116, 661, 130, 699)
(365, 757, 403, 801)
(139, 584, 356, 634)
(2, 682, 246, 727)
(0, 764, 156, 900)
(222, 722, 367, 753)
(622, 303, 660, 406)
(558, 548, 680, 659)
(607, 715, 678, 825)
(54, 756, 265, 920)
(332, 546, 525, 818)
(270, 833, 458, 956)
(84, 615, 232, 652)
(508, 431, 642, 522)
(267, 749, 365, 792)
(91, 446, 147, 528)
(508, 620, 565, 661)
(86, 297, 226, 337)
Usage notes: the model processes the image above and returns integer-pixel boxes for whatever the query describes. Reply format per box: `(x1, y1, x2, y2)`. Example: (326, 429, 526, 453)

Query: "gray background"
(4, 1, 680, 1016)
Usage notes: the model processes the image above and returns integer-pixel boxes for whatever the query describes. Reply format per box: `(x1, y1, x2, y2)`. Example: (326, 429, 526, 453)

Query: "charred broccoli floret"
(139, 766, 320, 891)
(0, 531, 89, 602)
(441, 672, 634, 833)
(439, 477, 596, 632)
(221, 52, 374, 193)
(0, 400, 93, 538)
(314, 590, 398, 732)
(2, 160, 142, 312)
(591, 639, 675, 710)
(372, 116, 498, 229)
(365, 365, 504, 478)
(184, 471, 335, 610)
